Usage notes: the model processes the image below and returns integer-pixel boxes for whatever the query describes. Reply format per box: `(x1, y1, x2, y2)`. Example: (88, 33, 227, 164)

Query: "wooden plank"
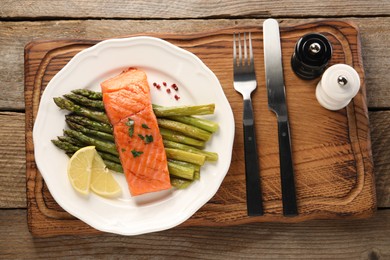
(356, 19, 390, 109)
(0, 112, 26, 208)
(1, 110, 386, 210)
(1, 209, 389, 258)
(370, 111, 390, 207)
(1, 18, 390, 111)
(1, 0, 390, 18)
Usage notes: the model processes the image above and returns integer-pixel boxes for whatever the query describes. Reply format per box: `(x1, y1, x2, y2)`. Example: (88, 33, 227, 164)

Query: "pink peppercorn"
(171, 83, 178, 91)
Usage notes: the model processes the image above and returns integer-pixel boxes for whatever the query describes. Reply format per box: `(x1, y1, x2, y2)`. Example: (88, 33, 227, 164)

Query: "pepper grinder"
(315, 64, 361, 110)
(291, 33, 332, 80)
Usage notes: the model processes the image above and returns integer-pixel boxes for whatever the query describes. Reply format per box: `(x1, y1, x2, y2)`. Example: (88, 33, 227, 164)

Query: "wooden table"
(1, 1, 390, 258)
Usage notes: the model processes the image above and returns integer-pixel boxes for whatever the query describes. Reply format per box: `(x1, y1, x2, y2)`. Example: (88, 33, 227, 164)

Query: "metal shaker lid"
(295, 33, 332, 67)
(291, 33, 332, 79)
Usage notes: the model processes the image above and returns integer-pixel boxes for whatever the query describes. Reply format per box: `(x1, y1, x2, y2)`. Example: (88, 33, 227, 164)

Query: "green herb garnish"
(131, 149, 143, 158)
(138, 134, 145, 140)
(125, 118, 134, 137)
(141, 123, 150, 129)
(145, 135, 153, 144)
(121, 148, 126, 152)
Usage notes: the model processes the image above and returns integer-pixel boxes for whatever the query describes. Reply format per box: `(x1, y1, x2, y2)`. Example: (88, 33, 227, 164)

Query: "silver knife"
(263, 18, 298, 216)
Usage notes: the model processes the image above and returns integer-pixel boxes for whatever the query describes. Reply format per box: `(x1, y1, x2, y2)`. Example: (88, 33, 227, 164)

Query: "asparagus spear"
(103, 160, 124, 173)
(97, 151, 121, 164)
(167, 159, 201, 172)
(157, 119, 212, 141)
(64, 93, 105, 110)
(167, 115, 218, 133)
(52, 139, 81, 153)
(152, 104, 215, 117)
(54, 138, 121, 164)
(53, 97, 110, 124)
(57, 135, 80, 146)
(66, 120, 115, 142)
(194, 171, 200, 180)
(167, 161, 194, 180)
(65, 115, 113, 134)
(71, 89, 103, 100)
(163, 139, 218, 161)
(170, 177, 193, 189)
(168, 160, 201, 180)
(159, 128, 205, 147)
(64, 129, 119, 156)
(164, 148, 206, 166)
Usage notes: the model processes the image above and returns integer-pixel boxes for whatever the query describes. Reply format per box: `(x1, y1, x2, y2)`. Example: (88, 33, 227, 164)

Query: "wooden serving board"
(25, 21, 376, 237)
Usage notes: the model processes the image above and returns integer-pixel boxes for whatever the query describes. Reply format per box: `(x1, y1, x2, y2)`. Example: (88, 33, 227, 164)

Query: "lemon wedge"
(90, 151, 121, 198)
(67, 146, 96, 195)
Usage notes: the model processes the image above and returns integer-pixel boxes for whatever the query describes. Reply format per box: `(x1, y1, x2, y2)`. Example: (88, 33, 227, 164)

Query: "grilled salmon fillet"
(101, 68, 171, 196)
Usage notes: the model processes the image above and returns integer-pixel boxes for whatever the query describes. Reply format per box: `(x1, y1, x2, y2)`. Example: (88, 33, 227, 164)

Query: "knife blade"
(263, 18, 298, 216)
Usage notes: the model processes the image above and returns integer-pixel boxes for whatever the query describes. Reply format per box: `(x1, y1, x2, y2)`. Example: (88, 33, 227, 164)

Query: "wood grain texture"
(0, 112, 26, 208)
(1, 18, 390, 111)
(370, 111, 390, 207)
(1, 110, 388, 209)
(1, 209, 390, 259)
(0, 0, 388, 257)
(1, 0, 390, 18)
(1, 19, 250, 110)
(24, 21, 376, 236)
(356, 19, 390, 109)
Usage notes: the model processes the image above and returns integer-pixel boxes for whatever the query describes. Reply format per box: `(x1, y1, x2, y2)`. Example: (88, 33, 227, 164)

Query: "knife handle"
(277, 118, 298, 216)
(243, 99, 263, 216)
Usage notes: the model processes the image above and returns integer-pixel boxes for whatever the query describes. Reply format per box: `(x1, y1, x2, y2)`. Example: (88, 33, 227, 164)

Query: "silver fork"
(233, 32, 263, 216)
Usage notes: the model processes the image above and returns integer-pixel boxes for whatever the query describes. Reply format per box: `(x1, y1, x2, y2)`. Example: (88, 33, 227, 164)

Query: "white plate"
(33, 36, 235, 235)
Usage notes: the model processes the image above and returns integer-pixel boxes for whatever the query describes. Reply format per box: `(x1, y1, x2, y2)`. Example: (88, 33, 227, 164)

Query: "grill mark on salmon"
(101, 68, 171, 196)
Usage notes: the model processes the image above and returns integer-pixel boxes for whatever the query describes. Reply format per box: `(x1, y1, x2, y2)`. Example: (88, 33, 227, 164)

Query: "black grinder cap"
(291, 33, 332, 80)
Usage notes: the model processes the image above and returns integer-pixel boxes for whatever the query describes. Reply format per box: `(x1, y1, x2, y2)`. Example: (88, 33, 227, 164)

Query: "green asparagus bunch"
(52, 89, 219, 189)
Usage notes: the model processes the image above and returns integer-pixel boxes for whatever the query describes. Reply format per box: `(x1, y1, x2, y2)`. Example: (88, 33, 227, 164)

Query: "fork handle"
(277, 118, 298, 216)
(243, 99, 263, 216)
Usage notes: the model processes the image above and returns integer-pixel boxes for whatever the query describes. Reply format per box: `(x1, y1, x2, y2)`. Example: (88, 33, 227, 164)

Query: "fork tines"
(233, 32, 254, 68)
